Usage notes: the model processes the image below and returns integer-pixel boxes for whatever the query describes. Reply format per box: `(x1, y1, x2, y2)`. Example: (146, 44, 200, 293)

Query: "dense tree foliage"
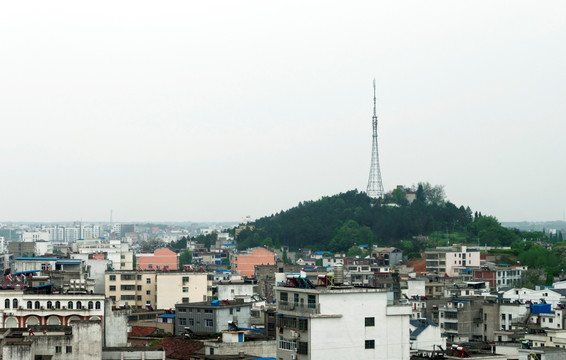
(236, 188, 478, 252)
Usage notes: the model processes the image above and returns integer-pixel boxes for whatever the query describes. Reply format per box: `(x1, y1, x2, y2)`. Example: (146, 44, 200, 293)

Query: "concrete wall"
(71, 320, 103, 359)
(217, 284, 254, 301)
(102, 348, 165, 359)
(104, 301, 129, 347)
(206, 339, 277, 357)
(2, 342, 34, 360)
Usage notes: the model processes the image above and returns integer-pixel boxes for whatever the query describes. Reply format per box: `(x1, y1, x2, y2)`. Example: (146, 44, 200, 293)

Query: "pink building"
(233, 248, 276, 278)
(136, 248, 179, 271)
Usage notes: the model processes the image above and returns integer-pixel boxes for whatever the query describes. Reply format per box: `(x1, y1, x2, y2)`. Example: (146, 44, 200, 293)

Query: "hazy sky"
(1, 1, 565, 223)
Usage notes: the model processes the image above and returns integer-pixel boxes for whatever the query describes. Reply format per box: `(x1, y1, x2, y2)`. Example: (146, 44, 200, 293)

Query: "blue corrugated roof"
(34, 283, 54, 288)
(16, 257, 60, 261)
(14, 270, 41, 275)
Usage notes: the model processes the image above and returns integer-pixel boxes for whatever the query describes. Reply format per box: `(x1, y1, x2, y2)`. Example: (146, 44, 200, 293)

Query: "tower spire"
(366, 79, 384, 199)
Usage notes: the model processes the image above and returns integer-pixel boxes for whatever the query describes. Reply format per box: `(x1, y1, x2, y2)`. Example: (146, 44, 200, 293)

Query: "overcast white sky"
(1, 1, 565, 223)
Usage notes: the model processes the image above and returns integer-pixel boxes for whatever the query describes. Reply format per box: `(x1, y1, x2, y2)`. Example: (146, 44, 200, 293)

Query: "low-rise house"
(409, 318, 445, 352)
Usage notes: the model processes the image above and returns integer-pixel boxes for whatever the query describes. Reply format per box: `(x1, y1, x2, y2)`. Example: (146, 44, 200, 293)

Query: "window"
(297, 341, 309, 355)
(27, 301, 32, 309)
(308, 295, 316, 309)
(179, 318, 186, 325)
(365, 340, 375, 349)
(205, 319, 213, 327)
(183, 287, 189, 293)
(121, 295, 135, 300)
(148, 264, 153, 269)
(146, 290, 151, 295)
(66, 346, 72, 353)
(13, 299, 17, 308)
(55, 301, 61, 309)
(204, 309, 213, 314)
(95, 301, 101, 310)
(47, 301, 52, 309)
(146, 278, 151, 284)
(189, 318, 194, 326)
(365, 317, 375, 327)
(88, 301, 94, 310)
(55, 346, 62, 353)
(4, 299, 9, 309)
(293, 293, 299, 305)
(68, 301, 73, 309)
(109, 275, 116, 281)
(280, 292, 288, 302)
(298, 319, 308, 331)
(109, 285, 116, 291)
(182, 297, 189, 303)
(76, 301, 82, 309)
(236, 307, 240, 312)
(137, 296, 142, 301)
(137, 285, 142, 291)
(121, 285, 135, 291)
(35, 301, 40, 309)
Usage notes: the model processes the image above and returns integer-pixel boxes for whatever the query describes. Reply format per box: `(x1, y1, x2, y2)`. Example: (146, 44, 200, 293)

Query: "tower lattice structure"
(366, 79, 384, 199)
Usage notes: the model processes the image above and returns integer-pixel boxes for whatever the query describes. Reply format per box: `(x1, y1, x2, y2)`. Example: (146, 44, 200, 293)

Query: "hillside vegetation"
(236, 184, 523, 256)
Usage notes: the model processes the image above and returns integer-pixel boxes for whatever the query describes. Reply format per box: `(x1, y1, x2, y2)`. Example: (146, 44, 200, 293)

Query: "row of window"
(4, 299, 101, 310)
(55, 346, 72, 354)
(108, 285, 151, 294)
(180, 318, 213, 327)
(108, 274, 151, 283)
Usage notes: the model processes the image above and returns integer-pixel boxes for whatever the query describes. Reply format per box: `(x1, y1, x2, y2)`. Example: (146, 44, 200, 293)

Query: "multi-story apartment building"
(156, 272, 212, 309)
(75, 239, 133, 270)
(232, 248, 276, 278)
(105, 271, 212, 310)
(175, 299, 252, 335)
(275, 279, 412, 360)
(425, 245, 480, 277)
(473, 264, 527, 290)
(136, 248, 178, 271)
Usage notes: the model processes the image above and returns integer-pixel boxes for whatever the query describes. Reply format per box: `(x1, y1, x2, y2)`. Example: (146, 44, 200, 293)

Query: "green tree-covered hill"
(236, 185, 512, 253)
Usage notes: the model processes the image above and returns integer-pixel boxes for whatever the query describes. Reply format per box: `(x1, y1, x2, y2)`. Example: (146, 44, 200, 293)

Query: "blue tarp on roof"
(56, 261, 81, 265)
(531, 304, 552, 314)
(158, 314, 176, 318)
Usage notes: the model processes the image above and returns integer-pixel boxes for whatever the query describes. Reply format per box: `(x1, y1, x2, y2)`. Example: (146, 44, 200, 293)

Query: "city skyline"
(1, 1, 565, 223)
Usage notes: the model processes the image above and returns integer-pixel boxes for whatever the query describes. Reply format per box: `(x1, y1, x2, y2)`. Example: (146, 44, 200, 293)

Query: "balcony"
(278, 301, 320, 315)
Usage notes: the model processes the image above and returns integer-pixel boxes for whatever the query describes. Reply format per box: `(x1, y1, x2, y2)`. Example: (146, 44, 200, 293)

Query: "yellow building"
(105, 271, 213, 310)
(155, 272, 213, 309)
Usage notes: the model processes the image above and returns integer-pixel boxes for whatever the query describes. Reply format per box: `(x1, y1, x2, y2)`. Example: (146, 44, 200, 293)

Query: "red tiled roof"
(128, 326, 159, 337)
(154, 338, 204, 359)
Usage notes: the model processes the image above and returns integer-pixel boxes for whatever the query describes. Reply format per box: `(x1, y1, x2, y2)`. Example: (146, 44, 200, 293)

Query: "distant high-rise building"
(366, 79, 385, 199)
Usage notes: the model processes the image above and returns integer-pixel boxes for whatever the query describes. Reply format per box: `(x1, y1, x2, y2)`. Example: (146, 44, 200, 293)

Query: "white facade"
(409, 319, 445, 351)
(22, 231, 50, 242)
(34, 241, 53, 256)
(502, 288, 564, 307)
(405, 279, 426, 298)
(276, 286, 412, 360)
(217, 283, 255, 302)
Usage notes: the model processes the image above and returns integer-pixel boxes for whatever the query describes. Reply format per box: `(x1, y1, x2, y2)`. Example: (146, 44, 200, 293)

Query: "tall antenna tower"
(366, 79, 384, 199)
